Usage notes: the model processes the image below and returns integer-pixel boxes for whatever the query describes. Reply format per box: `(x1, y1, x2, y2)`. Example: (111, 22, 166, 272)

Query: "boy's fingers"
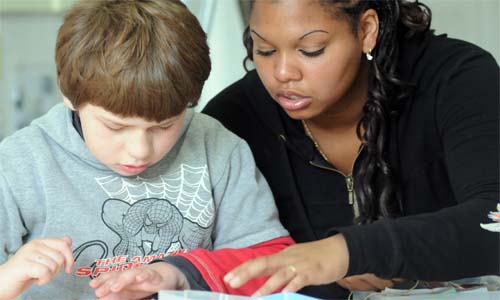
(38, 238, 74, 273)
(30, 254, 60, 275)
(33, 245, 67, 274)
(92, 272, 119, 297)
(28, 263, 54, 285)
(95, 284, 112, 298)
(136, 269, 153, 282)
(94, 277, 116, 298)
(89, 275, 105, 288)
(94, 270, 139, 297)
(61, 236, 72, 245)
(109, 274, 132, 292)
(98, 293, 127, 300)
(60, 236, 74, 272)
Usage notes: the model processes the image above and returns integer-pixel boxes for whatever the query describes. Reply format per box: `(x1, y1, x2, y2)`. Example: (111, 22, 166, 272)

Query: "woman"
(203, 0, 499, 298)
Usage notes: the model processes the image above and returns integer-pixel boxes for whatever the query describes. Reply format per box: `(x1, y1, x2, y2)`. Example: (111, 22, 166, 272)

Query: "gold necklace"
(301, 119, 330, 163)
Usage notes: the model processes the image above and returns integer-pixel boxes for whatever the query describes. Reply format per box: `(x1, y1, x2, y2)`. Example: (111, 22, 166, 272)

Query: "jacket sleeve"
(336, 47, 499, 280)
(170, 236, 294, 295)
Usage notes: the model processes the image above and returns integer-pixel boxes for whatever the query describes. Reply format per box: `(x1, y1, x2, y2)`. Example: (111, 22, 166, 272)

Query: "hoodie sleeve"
(209, 138, 289, 249)
(158, 129, 293, 295)
(0, 171, 26, 264)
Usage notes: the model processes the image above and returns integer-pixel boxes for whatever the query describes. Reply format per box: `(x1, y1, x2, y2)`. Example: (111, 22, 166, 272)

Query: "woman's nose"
(273, 53, 302, 83)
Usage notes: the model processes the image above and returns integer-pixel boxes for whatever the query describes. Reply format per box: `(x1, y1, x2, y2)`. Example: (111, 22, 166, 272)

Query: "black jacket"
(203, 32, 499, 299)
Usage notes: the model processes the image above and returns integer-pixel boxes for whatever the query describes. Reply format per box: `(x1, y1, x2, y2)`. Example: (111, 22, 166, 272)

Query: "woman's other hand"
(338, 273, 395, 291)
(224, 234, 349, 296)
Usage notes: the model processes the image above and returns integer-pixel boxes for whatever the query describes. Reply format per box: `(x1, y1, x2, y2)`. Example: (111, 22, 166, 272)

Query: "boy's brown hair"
(56, 0, 210, 121)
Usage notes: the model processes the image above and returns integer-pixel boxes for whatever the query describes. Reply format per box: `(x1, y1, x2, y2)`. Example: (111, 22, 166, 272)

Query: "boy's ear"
(62, 96, 76, 111)
(358, 9, 379, 53)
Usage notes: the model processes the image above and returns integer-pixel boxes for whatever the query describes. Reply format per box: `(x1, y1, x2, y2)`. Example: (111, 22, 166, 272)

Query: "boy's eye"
(155, 124, 173, 131)
(255, 49, 276, 57)
(299, 48, 325, 57)
(148, 126, 171, 133)
(105, 125, 123, 131)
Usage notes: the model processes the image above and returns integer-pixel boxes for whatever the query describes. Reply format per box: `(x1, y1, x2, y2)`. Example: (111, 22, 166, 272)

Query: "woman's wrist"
(328, 234, 350, 279)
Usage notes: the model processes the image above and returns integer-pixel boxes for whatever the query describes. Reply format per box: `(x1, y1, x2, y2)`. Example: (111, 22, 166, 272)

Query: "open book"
(159, 290, 321, 300)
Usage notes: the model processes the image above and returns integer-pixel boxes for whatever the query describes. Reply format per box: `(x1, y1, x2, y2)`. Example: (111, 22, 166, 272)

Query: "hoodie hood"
(31, 103, 195, 173)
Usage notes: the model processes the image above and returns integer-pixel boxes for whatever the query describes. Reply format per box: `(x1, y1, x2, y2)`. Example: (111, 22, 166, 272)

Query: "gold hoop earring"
(366, 49, 373, 61)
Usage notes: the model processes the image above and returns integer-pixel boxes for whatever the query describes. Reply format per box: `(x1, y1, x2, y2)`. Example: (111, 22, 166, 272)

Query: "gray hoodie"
(0, 103, 288, 299)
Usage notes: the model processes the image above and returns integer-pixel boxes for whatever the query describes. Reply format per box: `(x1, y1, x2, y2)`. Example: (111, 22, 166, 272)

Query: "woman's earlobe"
(360, 9, 379, 54)
(365, 49, 373, 61)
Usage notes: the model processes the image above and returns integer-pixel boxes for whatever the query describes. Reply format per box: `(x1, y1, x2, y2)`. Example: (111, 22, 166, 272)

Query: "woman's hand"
(338, 273, 395, 291)
(89, 262, 189, 300)
(0, 236, 73, 300)
(224, 234, 350, 296)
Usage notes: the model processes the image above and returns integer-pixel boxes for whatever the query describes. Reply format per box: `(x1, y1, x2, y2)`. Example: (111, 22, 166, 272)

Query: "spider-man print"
(102, 198, 211, 257)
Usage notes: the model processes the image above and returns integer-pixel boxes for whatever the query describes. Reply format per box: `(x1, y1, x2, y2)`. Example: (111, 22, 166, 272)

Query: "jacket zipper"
(308, 146, 363, 219)
(345, 175, 359, 218)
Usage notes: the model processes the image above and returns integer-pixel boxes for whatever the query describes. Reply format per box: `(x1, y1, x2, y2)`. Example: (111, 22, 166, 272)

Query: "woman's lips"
(276, 92, 312, 111)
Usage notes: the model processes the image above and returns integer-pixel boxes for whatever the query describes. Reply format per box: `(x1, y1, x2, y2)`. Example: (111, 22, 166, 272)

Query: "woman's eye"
(300, 48, 325, 57)
(255, 49, 275, 57)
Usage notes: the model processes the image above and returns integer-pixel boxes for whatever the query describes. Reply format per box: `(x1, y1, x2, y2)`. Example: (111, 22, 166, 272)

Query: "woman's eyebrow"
(251, 29, 268, 42)
(250, 29, 329, 42)
(299, 29, 329, 40)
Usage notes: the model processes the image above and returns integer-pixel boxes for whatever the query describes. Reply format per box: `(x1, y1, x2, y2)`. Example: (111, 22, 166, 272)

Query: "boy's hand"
(0, 236, 73, 300)
(89, 262, 189, 300)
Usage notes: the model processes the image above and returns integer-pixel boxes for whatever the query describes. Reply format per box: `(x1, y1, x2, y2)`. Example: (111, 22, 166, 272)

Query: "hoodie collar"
(34, 103, 194, 174)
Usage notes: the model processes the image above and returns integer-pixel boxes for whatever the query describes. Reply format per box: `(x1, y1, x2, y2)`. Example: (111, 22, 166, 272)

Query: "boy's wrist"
(0, 263, 22, 300)
(151, 262, 190, 290)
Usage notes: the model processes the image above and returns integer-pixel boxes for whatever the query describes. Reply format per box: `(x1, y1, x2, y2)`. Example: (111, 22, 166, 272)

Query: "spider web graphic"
(95, 164, 214, 227)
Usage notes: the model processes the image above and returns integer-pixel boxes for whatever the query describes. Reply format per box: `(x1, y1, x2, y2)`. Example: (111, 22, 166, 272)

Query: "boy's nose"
(127, 132, 153, 161)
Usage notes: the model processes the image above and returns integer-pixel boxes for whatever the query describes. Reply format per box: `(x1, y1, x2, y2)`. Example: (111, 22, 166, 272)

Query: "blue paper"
(159, 290, 322, 300)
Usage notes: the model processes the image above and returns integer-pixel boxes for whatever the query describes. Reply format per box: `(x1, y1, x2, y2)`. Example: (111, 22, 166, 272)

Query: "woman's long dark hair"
(243, 0, 431, 224)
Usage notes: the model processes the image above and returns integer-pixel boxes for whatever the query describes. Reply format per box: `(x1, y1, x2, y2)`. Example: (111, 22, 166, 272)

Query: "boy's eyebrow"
(99, 114, 178, 127)
(98, 115, 124, 125)
(250, 29, 329, 42)
(157, 119, 177, 126)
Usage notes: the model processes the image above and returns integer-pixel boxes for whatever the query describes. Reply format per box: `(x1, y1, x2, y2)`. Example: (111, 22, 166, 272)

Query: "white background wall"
(0, 0, 498, 140)
(197, 0, 246, 109)
(427, 0, 499, 60)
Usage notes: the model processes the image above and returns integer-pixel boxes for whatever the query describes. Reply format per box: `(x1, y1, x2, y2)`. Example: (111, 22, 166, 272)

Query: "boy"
(0, 1, 292, 299)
